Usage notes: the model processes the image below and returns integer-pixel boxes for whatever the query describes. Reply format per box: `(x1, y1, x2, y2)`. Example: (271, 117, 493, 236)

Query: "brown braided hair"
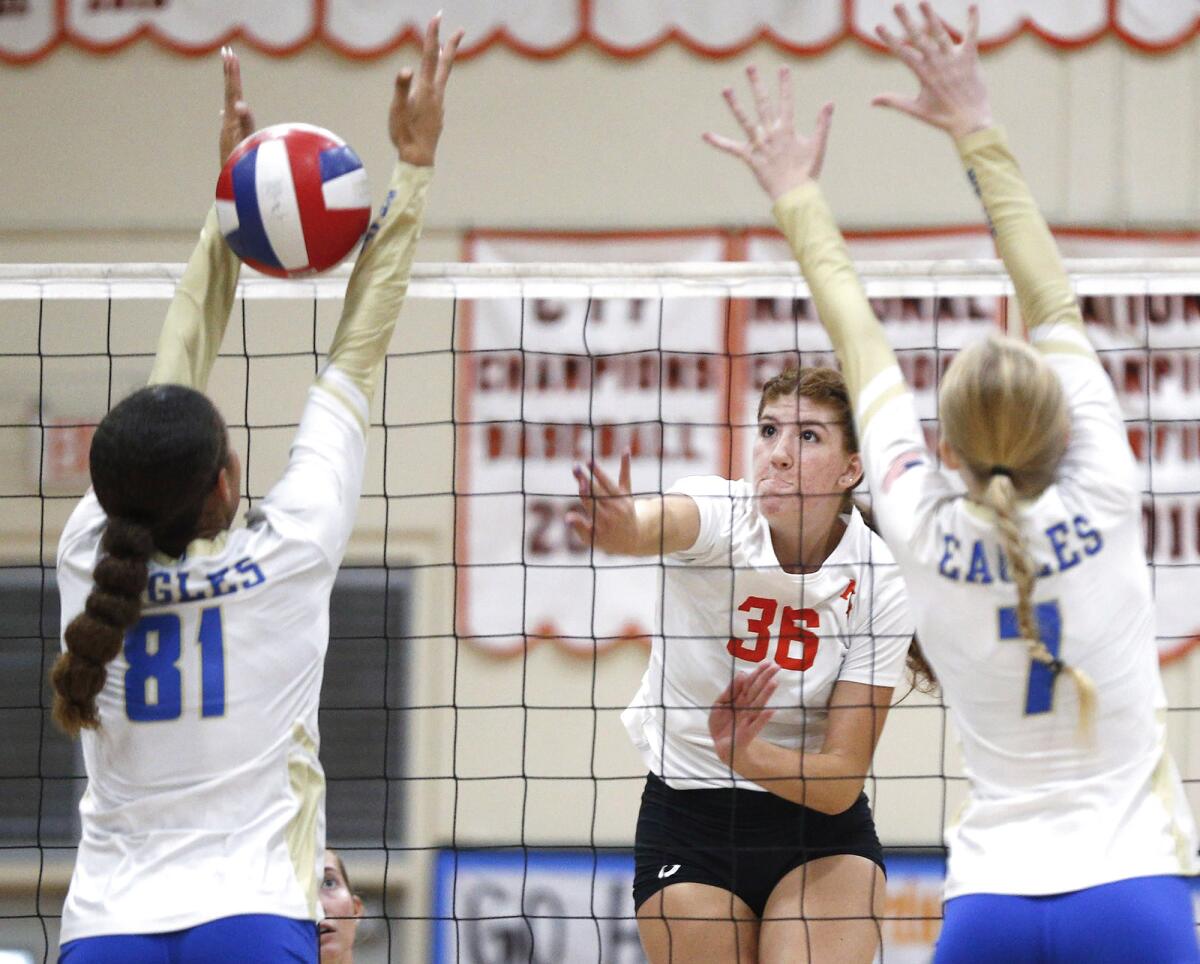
(51, 384, 228, 736)
(939, 334, 1095, 738)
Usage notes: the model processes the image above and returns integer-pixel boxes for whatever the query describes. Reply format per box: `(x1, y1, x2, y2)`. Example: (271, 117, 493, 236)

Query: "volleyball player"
(568, 366, 915, 963)
(707, 4, 1200, 961)
(51, 18, 461, 963)
(319, 850, 364, 963)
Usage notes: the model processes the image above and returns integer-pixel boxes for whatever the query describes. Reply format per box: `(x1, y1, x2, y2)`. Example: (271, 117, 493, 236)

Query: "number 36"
(726, 595, 820, 671)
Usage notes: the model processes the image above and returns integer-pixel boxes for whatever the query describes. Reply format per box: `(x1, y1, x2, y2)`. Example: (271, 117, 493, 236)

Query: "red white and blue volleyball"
(216, 123, 371, 278)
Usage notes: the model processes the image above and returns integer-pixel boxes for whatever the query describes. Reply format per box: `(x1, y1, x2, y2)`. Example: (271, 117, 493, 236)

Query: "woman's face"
(319, 850, 363, 962)
(752, 394, 861, 522)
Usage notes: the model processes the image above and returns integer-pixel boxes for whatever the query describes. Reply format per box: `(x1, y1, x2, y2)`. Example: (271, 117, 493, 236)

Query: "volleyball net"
(1, 257, 1199, 962)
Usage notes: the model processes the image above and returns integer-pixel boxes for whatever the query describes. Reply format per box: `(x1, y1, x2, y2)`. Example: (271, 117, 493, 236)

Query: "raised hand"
(390, 14, 464, 166)
(708, 661, 780, 771)
(565, 451, 641, 556)
(703, 64, 834, 202)
(872, 3, 992, 139)
(219, 46, 256, 168)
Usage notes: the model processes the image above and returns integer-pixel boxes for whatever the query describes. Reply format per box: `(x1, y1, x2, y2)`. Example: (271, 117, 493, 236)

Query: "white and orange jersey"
(622, 475, 913, 791)
(56, 160, 432, 943)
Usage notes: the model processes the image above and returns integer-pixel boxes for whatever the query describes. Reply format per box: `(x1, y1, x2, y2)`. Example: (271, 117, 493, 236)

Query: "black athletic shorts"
(632, 772, 885, 919)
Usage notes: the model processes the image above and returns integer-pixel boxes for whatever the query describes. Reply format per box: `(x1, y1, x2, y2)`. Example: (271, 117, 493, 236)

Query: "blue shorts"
(935, 875, 1200, 964)
(59, 914, 317, 964)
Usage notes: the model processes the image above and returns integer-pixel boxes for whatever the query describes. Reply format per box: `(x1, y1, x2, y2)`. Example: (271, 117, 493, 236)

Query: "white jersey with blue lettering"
(859, 325, 1199, 898)
(622, 475, 913, 790)
(56, 367, 367, 942)
(55, 159, 429, 944)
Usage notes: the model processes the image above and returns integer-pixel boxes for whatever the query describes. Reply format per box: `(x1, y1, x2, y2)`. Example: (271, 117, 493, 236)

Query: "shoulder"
(57, 490, 106, 567)
(667, 475, 742, 499)
(838, 506, 899, 565)
(245, 498, 332, 545)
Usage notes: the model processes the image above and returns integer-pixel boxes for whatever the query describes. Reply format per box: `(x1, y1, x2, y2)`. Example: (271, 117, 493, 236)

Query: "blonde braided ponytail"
(984, 472, 1095, 741)
(939, 334, 1091, 741)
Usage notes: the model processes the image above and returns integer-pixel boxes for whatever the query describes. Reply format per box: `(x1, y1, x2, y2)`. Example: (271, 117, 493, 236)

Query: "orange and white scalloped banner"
(3, 1, 1199, 64)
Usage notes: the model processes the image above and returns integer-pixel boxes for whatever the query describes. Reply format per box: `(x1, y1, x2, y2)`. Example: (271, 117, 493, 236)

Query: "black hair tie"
(989, 465, 1013, 478)
(1047, 658, 1064, 676)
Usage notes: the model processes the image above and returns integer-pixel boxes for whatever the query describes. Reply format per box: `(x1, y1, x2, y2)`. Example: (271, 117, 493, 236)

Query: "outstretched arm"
(874, 3, 1085, 348)
(316, 15, 463, 426)
(255, 17, 463, 564)
(565, 451, 700, 557)
(704, 67, 900, 423)
(148, 47, 255, 389)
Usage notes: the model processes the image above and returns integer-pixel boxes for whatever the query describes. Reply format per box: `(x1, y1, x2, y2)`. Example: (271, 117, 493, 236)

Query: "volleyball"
(215, 123, 371, 278)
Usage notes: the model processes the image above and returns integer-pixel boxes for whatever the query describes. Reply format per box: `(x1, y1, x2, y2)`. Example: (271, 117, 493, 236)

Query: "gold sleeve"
(147, 206, 241, 389)
(956, 126, 1089, 355)
(772, 181, 899, 425)
(322, 160, 432, 404)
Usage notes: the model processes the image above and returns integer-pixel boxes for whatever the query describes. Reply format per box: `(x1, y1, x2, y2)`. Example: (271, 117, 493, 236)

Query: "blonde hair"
(939, 334, 1095, 740)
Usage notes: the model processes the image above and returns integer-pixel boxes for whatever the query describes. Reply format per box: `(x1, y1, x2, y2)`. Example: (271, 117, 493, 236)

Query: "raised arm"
(704, 67, 899, 415)
(315, 16, 463, 426)
(874, 3, 1085, 348)
(565, 451, 700, 557)
(147, 48, 255, 389)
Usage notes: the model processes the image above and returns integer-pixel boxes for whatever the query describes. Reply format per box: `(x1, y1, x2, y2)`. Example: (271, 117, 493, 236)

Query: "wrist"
(398, 148, 434, 166)
(949, 113, 994, 142)
(732, 738, 763, 778)
(767, 172, 811, 204)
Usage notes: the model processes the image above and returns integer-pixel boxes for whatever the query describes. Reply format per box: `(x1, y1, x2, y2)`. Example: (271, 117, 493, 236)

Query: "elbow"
(808, 779, 866, 816)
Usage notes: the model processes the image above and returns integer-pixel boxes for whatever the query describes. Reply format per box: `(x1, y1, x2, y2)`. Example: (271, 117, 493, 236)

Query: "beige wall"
(4, 31, 1200, 963)
(3, 34, 1200, 263)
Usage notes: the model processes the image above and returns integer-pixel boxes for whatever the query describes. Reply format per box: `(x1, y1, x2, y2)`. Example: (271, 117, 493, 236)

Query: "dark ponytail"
(52, 518, 155, 735)
(51, 384, 228, 736)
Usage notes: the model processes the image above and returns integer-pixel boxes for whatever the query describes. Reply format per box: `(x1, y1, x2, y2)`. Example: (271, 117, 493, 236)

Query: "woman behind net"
(706, 4, 1200, 962)
(318, 849, 363, 964)
(567, 365, 916, 963)
(51, 18, 461, 963)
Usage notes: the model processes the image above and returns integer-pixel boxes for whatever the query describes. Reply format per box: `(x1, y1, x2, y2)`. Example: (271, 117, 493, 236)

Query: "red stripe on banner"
(723, 231, 748, 482)
(454, 233, 476, 650)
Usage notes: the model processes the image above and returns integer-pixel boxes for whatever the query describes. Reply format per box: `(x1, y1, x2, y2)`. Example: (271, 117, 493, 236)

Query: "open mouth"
(318, 923, 337, 936)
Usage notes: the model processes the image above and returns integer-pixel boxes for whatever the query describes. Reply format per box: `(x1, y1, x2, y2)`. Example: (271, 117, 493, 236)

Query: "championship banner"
(456, 231, 732, 655)
(749, 226, 1200, 665)
(456, 226, 1200, 661)
(3, 1, 1197, 63)
(1055, 231, 1200, 663)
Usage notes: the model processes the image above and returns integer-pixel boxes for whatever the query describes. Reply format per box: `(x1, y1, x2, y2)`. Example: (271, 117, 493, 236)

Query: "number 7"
(998, 600, 1062, 715)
